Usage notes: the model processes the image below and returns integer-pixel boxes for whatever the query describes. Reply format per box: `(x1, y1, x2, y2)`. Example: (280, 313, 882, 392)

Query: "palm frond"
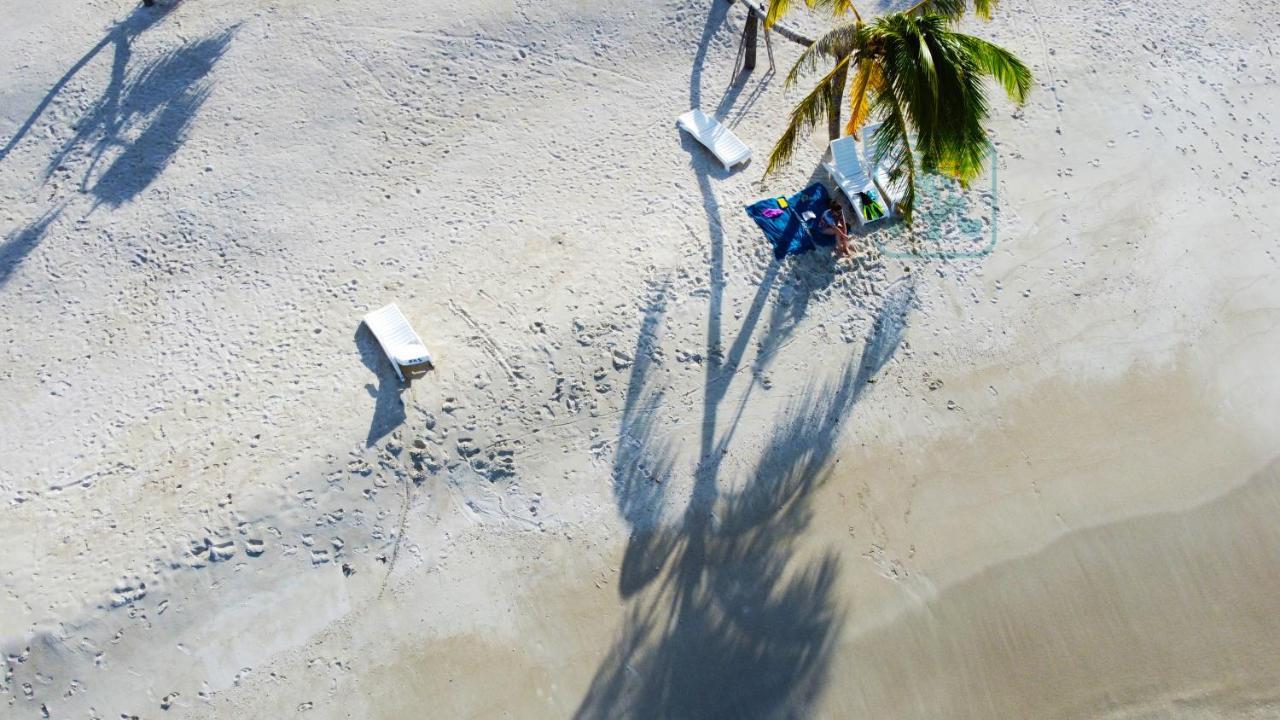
(843, 60, 881, 136)
(910, 0, 966, 18)
(766, 56, 853, 177)
(812, 0, 862, 22)
(767, 8, 1030, 214)
(906, 0, 998, 20)
(909, 19, 939, 100)
(875, 14, 994, 182)
(866, 89, 918, 223)
(785, 20, 864, 88)
(766, 0, 859, 27)
(955, 34, 1032, 103)
(764, 0, 793, 28)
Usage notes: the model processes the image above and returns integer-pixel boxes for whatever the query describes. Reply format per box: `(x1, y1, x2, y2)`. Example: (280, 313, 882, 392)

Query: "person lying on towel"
(818, 201, 851, 258)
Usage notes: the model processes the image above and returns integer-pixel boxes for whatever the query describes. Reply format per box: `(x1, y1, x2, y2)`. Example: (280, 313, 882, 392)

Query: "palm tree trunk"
(743, 13, 758, 71)
(737, 0, 814, 47)
(827, 63, 847, 141)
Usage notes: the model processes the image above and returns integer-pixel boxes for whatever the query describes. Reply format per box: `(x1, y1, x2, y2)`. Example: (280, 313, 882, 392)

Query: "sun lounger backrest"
(858, 123, 885, 165)
(677, 109, 752, 171)
(363, 303, 431, 380)
(858, 123, 906, 211)
(826, 135, 890, 227)
(829, 136, 865, 178)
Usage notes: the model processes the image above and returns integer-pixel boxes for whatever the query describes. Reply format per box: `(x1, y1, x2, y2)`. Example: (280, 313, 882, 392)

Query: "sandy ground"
(2, 0, 1279, 717)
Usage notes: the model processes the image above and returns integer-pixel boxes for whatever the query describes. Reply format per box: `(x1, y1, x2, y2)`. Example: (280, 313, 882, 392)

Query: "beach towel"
(745, 183, 835, 259)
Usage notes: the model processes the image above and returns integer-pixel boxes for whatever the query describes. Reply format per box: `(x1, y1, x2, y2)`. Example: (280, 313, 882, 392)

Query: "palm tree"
(761, 1, 859, 141)
(760, 0, 1030, 222)
(764, 0, 997, 27)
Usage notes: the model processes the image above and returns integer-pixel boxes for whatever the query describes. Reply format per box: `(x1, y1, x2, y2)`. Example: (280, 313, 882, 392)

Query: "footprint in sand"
(109, 578, 147, 608)
(185, 540, 209, 569)
(244, 539, 265, 557)
(209, 539, 236, 562)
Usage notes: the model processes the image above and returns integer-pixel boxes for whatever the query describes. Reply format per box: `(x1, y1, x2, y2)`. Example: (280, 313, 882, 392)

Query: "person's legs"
(830, 203, 850, 258)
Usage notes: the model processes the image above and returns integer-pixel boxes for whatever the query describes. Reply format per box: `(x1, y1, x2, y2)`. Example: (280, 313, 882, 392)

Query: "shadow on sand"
(60, 26, 239, 208)
(577, 351, 869, 718)
(576, 386, 856, 717)
(87, 29, 236, 206)
(1, 2, 236, 207)
(1, 2, 183, 163)
(579, 271, 914, 718)
(574, 6, 919, 713)
(355, 324, 406, 448)
(0, 205, 65, 288)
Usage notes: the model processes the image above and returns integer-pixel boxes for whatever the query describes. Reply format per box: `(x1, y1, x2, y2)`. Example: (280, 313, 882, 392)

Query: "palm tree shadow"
(0, 2, 183, 163)
(702, 256, 830, 468)
(722, 63, 775, 127)
(612, 280, 677, 531)
(853, 276, 914, 392)
(686, 0, 781, 511)
(0, 205, 65, 288)
(581, 264, 914, 716)
(577, 362, 864, 719)
(355, 324, 406, 448)
(611, 280, 683, 596)
(52, 26, 240, 208)
(575, 5, 919, 714)
(86, 29, 236, 206)
(689, 0, 731, 113)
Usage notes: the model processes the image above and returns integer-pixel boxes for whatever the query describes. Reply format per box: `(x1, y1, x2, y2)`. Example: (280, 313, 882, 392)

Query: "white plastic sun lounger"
(363, 303, 432, 382)
(859, 123, 907, 215)
(825, 135, 889, 227)
(677, 109, 752, 171)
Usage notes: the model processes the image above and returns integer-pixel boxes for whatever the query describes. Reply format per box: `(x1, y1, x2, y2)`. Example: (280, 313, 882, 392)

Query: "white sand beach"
(2, 0, 1280, 717)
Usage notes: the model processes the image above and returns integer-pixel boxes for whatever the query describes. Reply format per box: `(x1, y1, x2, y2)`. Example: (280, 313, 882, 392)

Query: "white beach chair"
(677, 109, 752, 171)
(824, 135, 889, 227)
(362, 303, 432, 382)
(859, 123, 907, 215)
